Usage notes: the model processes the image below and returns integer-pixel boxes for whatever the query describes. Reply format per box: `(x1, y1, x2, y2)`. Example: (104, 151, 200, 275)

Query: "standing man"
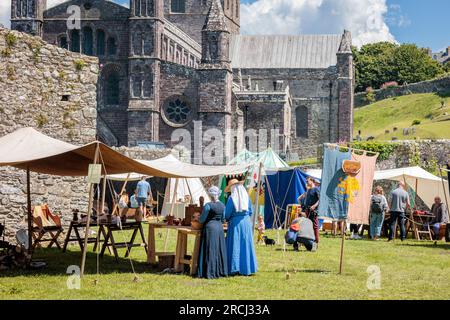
(136, 176, 152, 217)
(301, 177, 320, 244)
(388, 181, 410, 242)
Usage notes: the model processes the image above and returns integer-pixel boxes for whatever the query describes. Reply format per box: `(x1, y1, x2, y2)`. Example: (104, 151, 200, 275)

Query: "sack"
(285, 229, 298, 245)
(371, 197, 384, 214)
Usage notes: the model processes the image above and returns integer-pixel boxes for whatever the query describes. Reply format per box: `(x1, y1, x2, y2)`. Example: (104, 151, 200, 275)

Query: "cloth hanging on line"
(347, 152, 379, 225)
(318, 145, 352, 220)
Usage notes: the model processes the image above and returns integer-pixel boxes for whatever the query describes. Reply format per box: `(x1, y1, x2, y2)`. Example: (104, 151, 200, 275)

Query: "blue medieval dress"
(197, 201, 228, 279)
(225, 198, 258, 276)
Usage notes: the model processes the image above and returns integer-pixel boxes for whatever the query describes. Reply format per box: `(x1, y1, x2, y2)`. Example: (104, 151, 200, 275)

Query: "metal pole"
(80, 143, 100, 278)
(26, 167, 32, 256)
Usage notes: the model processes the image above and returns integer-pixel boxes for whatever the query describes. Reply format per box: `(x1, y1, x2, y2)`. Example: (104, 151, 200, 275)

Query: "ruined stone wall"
(0, 28, 98, 241)
(355, 76, 450, 108)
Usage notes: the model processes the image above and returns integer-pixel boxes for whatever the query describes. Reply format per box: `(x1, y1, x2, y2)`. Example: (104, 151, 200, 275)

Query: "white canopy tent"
(305, 166, 449, 209)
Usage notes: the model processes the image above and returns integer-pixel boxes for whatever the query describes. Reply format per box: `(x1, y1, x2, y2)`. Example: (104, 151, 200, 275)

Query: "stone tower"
(127, 0, 164, 145)
(10, 0, 46, 36)
(336, 30, 354, 142)
(198, 0, 233, 164)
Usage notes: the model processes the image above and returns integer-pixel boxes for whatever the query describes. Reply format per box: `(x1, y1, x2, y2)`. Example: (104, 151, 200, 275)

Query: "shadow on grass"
(274, 268, 331, 274)
(0, 248, 163, 278)
(399, 242, 450, 250)
(436, 91, 450, 98)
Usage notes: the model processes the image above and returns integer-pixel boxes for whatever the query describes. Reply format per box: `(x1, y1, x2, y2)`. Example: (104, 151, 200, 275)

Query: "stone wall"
(355, 75, 450, 108)
(0, 28, 98, 241)
(376, 140, 450, 171)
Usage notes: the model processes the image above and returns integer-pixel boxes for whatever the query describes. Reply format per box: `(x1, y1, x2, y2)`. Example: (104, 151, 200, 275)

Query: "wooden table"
(147, 223, 202, 275)
(100, 220, 148, 262)
(62, 220, 108, 253)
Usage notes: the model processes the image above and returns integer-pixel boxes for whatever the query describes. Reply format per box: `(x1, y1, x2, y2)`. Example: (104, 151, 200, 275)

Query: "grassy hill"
(354, 92, 450, 141)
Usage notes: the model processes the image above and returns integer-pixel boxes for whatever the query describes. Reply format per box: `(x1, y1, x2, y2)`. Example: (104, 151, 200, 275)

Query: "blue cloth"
(130, 195, 139, 208)
(198, 202, 228, 279)
(136, 180, 151, 198)
(225, 198, 258, 276)
(318, 146, 352, 220)
(264, 168, 311, 229)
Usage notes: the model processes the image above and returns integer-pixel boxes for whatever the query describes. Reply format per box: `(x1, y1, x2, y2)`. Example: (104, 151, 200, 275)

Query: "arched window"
(105, 69, 120, 105)
(143, 65, 153, 97)
(171, 0, 185, 13)
(143, 32, 152, 56)
(70, 29, 80, 52)
(96, 30, 106, 56)
(132, 66, 143, 98)
(82, 26, 93, 55)
(135, 0, 141, 16)
(132, 27, 142, 56)
(107, 37, 117, 56)
(141, 0, 147, 16)
(59, 35, 68, 49)
(295, 106, 308, 138)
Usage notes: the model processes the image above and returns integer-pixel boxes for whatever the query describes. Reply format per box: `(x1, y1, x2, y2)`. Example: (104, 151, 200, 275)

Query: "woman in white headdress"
(197, 186, 228, 279)
(224, 179, 258, 276)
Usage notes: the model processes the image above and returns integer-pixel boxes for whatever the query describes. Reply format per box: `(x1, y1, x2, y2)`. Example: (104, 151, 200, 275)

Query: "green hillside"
(354, 92, 450, 141)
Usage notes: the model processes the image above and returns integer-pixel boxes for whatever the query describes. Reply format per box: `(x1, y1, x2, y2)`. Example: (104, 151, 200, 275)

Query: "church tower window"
(96, 30, 106, 56)
(295, 106, 309, 138)
(132, 27, 143, 56)
(107, 37, 117, 56)
(143, 65, 153, 97)
(70, 29, 80, 53)
(82, 26, 93, 56)
(105, 70, 120, 105)
(171, 0, 185, 13)
(132, 66, 143, 98)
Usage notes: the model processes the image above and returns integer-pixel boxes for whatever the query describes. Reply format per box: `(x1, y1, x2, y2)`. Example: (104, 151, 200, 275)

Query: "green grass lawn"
(354, 92, 450, 141)
(0, 227, 449, 300)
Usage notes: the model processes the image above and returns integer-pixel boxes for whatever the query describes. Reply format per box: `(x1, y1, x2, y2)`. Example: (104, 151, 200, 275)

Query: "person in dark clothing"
(299, 177, 320, 244)
(197, 186, 228, 279)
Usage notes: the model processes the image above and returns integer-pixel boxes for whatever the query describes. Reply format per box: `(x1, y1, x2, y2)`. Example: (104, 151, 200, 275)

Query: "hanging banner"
(318, 145, 352, 220)
(347, 152, 379, 225)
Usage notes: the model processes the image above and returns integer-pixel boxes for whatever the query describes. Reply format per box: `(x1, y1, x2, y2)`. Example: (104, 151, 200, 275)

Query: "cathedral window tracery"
(162, 96, 192, 126)
(296, 106, 309, 138)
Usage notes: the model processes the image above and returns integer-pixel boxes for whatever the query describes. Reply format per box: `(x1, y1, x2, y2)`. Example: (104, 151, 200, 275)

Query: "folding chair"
(32, 204, 64, 250)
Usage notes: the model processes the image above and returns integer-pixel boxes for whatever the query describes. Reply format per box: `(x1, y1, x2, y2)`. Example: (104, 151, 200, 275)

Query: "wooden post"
(252, 162, 263, 235)
(185, 178, 194, 204)
(26, 167, 32, 256)
(439, 166, 450, 216)
(164, 178, 179, 251)
(111, 173, 131, 216)
(339, 220, 346, 275)
(80, 143, 100, 278)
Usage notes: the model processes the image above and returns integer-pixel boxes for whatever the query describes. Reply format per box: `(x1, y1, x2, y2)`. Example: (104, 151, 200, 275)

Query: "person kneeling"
(289, 212, 317, 252)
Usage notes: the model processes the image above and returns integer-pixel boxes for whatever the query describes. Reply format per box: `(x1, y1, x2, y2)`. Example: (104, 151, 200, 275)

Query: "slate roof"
(230, 34, 343, 69)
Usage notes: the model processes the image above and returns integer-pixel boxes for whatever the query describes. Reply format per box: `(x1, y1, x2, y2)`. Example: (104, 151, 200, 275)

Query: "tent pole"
(339, 220, 346, 275)
(439, 165, 450, 217)
(80, 143, 100, 278)
(252, 162, 263, 236)
(26, 167, 32, 256)
(185, 178, 194, 204)
(111, 173, 130, 216)
(164, 178, 180, 251)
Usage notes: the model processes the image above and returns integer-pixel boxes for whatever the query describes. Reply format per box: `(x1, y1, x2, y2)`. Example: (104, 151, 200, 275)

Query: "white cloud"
(241, 0, 397, 47)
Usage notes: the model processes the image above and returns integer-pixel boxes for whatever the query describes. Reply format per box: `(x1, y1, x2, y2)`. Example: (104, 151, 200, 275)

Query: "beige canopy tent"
(0, 128, 252, 275)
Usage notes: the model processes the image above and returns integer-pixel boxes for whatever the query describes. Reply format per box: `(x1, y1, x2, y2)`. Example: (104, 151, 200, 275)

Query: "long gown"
(197, 201, 228, 279)
(225, 198, 258, 276)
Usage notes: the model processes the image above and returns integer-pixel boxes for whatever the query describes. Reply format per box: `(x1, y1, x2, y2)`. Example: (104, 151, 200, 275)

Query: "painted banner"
(318, 145, 352, 220)
(347, 152, 379, 225)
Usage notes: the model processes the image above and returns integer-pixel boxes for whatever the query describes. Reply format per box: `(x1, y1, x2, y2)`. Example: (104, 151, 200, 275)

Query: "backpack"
(371, 196, 384, 214)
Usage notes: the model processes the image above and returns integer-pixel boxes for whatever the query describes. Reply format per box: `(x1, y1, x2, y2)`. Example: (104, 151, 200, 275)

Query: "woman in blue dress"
(197, 186, 228, 279)
(224, 179, 258, 276)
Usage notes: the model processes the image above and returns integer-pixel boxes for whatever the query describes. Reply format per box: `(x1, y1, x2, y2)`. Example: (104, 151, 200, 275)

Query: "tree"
(354, 42, 445, 92)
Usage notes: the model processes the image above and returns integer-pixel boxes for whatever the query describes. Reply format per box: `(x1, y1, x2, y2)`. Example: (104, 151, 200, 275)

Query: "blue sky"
(1, 0, 448, 51)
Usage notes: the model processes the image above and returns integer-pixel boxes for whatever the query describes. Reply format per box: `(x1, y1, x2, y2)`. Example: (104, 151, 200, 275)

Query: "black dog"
(263, 236, 276, 246)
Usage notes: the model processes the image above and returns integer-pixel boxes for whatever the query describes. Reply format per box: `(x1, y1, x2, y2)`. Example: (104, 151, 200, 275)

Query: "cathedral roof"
(230, 34, 343, 69)
(203, 0, 228, 32)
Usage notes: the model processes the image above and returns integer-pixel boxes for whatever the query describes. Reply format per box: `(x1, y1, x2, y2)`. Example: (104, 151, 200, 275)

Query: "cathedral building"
(10, 0, 354, 162)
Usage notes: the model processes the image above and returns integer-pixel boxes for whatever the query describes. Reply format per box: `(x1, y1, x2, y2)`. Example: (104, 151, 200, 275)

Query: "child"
(256, 215, 265, 244)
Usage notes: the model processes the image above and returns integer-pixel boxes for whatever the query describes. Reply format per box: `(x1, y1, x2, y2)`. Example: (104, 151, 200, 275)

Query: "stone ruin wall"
(0, 28, 99, 241)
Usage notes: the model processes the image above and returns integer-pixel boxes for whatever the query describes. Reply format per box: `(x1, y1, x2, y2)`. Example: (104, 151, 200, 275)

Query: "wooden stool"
(174, 228, 201, 275)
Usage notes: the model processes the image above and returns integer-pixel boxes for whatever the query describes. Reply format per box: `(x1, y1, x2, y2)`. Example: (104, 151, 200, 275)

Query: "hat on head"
(224, 178, 245, 193)
(207, 186, 221, 197)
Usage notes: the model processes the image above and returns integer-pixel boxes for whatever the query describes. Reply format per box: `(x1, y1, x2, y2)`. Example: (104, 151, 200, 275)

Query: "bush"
(350, 141, 398, 161)
(412, 119, 421, 126)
